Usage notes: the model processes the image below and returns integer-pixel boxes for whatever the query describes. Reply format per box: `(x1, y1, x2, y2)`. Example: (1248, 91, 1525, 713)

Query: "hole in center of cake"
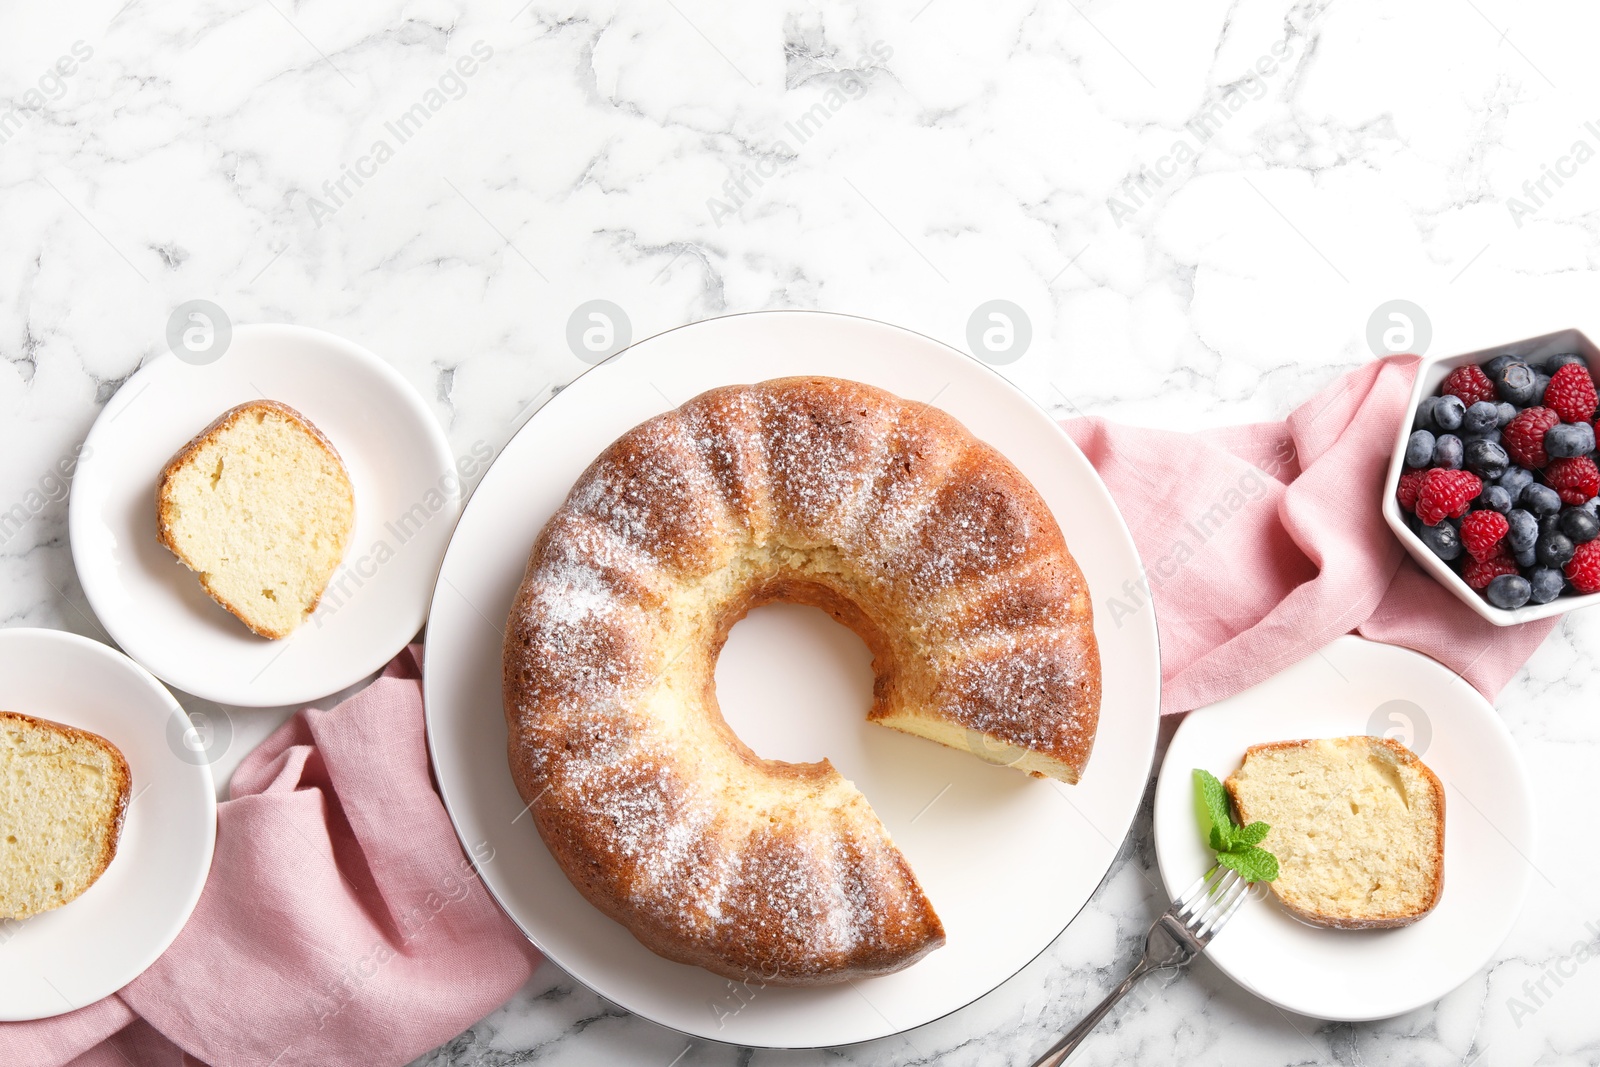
(713, 601, 875, 766)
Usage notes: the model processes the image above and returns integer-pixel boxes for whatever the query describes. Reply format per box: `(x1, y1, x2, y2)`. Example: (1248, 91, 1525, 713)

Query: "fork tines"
(1174, 864, 1249, 942)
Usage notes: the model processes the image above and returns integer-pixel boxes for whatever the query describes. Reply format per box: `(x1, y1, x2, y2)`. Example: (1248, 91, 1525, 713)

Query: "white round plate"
(0, 628, 216, 1021)
(424, 311, 1162, 1048)
(1154, 635, 1534, 1021)
(70, 324, 459, 707)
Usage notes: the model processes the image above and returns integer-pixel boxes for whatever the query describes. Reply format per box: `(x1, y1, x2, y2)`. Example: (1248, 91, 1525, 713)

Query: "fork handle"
(1028, 957, 1156, 1067)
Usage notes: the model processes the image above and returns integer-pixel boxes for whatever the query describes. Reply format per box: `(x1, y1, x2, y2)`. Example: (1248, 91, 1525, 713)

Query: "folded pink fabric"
(1, 647, 539, 1067)
(1062, 354, 1557, 714)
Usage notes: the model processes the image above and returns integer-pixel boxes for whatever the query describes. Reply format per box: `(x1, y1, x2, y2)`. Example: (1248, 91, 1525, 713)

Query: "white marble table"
(5, 0, 1600, 1062)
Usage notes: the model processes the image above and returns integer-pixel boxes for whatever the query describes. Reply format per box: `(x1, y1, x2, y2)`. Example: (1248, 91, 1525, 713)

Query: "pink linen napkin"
(1062, 354, 1558, 714)
(1, 646, 539, 1067)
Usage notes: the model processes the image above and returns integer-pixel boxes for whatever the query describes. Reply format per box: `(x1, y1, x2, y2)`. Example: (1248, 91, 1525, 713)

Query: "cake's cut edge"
(0, 711, 132, 921)
(1226, 735, 1445, 930)
(156, 399, 355, 639)
(872, 708, 1084, 783)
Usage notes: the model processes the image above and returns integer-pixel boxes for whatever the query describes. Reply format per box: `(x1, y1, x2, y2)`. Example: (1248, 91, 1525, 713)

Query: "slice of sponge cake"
(157, 400, 355, 639)
(1226, 736, 1444, 929)
(0, 711, 131, 920)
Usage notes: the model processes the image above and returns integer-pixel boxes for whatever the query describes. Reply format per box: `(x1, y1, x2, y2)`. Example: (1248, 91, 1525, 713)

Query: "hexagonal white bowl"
(1382, 327, 1600, 626)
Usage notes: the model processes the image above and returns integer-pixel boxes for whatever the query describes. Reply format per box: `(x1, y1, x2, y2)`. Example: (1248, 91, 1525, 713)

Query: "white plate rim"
(1152, 634, 1534, 1022)
(68, 322, 459, 707)
(421, 309, 1163, 1049)
(0, 626, 217, 1021)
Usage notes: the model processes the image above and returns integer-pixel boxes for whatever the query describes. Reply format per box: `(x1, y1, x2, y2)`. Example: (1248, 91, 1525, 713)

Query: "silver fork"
(1029, 866, 1250, 1067)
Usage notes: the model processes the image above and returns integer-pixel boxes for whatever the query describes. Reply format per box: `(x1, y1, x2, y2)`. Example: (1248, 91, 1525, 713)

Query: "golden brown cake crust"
(156, 399, 352, 639)
(1226, 737, 1445, 930)
(0, 710, 131, 919)
(503, 376, 1101, 984)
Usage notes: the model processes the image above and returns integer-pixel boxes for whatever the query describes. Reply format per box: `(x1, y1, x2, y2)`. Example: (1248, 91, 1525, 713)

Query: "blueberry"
(1516, 544, 1539, 568)
(1465, 428, 1503, 446)
(1405, 429, 1436, 468)
(1560, 507, 1600, 543)
(1433, 434, 1464, 470)
(1484, 354, 1520, 381)
(1496, 402, 1518, 427)
(1538, 530, 1576, 568)
(1533, 372, 1552, 405)
(1497, 362, 1537, 404)
(1417, 519, 1461, 561)
(1477, 485, 1513, 513)
(1545, 353, 1587, 375)
(1529, 567, 1567, 603)
(1540, 511, 1564, 537)
(1507, 508, 1539, 552)
(1433, 394, 1466, 432)
(1462, 401, 1500, 435)
(1545, 422, 1595, 459)
(1499, 466, 1535, 497)
(1413, 395, 1441, 432)
(1486, 574, 1533, 610)
(1463, 438, 1508, 478)
(1522, 482, 1563, 517)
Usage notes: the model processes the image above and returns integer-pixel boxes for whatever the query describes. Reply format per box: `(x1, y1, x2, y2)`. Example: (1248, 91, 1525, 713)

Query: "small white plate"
(0, 628, 216, 1021)
(424, 311, 1163, 1048)
(70, 324, 459, 707)
(1154, 635, 1534, 1021)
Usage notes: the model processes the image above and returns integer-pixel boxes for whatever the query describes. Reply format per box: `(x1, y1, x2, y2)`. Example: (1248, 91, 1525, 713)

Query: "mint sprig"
(1193, 768, 1279, 883)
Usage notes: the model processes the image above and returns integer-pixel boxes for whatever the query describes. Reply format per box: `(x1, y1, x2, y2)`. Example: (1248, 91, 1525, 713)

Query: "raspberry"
(1415, 468, 1482, 526)
(1545, 363, 1599, 424)
(1543, 456, 1600, 506)
(1397, 469, 1427, 512)
(1463, 550, 1520, 590)
(1504, 407, 1560, 469)
(1460, 510, 1510, 560)
(1441, 365, 1497, 406)
(1566, 540, 1600, 594)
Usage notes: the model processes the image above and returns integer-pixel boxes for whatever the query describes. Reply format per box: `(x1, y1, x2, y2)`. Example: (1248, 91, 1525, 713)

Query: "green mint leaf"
(1193, 769, 1235, 851)
(1195, 768, 1279, 883)
(1218, 845, 1280, 884)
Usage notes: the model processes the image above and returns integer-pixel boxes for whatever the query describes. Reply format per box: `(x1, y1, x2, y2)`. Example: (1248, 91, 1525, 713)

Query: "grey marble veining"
(3, 0, 1600, 1062)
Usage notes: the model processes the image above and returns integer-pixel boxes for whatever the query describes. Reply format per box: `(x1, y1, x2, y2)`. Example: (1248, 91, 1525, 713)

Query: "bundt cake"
(503, 376, 1101, 984)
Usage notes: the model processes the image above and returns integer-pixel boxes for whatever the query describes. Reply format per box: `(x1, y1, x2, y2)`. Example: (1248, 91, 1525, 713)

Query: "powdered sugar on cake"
(502, 376, 1100, 983)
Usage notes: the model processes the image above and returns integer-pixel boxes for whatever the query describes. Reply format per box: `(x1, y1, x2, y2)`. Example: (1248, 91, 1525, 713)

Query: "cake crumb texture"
(1227, 735, 1444, 929)
(157, 400, 354, 639)
(0, 711, 131, 921)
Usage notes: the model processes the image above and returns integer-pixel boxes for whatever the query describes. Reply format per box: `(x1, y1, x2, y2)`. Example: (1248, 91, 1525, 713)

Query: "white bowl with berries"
(1384, 328, 1600, 626)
